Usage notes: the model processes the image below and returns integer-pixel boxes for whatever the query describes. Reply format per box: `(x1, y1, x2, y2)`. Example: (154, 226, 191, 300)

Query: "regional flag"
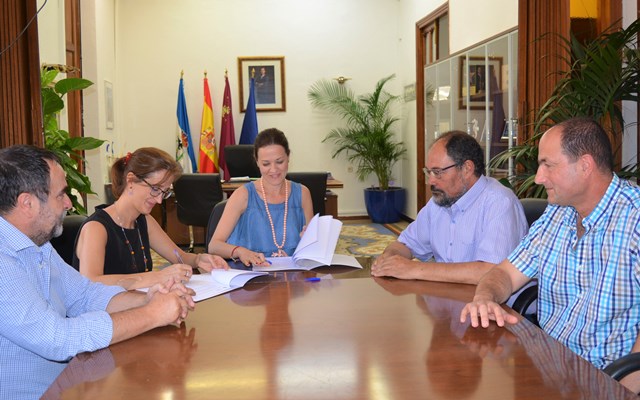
(218, 72, 236, 180)
(199, 73, 218, 173)
(239, 73, 258, 144)
(176, 74, 198, 173)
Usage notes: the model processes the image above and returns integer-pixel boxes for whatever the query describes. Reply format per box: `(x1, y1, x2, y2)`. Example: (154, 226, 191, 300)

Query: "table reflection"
(50, 276, 635, 399)
(44, 324, 198, 399)
(374, 277, 515, 399)
(372, 277, 635, 399)
(225, 256, 373, 283)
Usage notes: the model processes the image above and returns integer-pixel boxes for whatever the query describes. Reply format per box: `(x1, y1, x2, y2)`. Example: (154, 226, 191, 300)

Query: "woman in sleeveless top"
(74, 147, 228, 289)
(208, 128, 314, 266)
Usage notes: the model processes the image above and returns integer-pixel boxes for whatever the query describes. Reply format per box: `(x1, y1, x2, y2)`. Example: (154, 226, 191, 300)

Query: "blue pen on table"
(305, 277, 321, 282)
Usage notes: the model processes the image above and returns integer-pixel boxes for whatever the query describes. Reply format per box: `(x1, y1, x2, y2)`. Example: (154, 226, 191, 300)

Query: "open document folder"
(187, 269, 267, 302)
(253, 214, 362, 271)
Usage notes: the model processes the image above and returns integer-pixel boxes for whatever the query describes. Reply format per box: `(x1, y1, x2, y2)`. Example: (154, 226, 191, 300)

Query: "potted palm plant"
(308, 74, 406, 223)
(41, 67, 105, 214)
(491, 19, 640, 197)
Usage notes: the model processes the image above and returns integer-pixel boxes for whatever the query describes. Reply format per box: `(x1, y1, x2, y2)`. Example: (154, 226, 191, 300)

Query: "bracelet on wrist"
(230, 246, 240, 261)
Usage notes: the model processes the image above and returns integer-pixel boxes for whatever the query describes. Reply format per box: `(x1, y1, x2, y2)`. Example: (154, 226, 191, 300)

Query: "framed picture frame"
(458, 56, 502, 110)
(238, 56, 286, 112)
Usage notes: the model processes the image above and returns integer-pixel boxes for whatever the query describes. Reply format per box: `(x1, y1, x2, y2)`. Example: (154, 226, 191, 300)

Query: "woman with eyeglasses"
(73, 147, 228, 289)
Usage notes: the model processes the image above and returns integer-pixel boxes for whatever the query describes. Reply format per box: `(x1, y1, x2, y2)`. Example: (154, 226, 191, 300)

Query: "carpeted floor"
(152, 219, 409, 267)
(335, 222, 400, 257)
(383, 221, 410, 236)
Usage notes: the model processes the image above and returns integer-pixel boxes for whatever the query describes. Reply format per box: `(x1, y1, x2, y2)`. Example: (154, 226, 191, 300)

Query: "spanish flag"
(199, 72, 218, 173)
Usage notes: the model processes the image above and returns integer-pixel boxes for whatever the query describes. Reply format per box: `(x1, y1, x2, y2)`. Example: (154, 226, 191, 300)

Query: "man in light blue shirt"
(461, 117, 640, 393)
(0, 145, 195, 399)
(371, 131, 528, 297)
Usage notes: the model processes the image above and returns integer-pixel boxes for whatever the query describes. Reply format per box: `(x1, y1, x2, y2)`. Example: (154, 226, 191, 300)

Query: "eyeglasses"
(139, 177, 173, 199)
(423, 163, 459, 179)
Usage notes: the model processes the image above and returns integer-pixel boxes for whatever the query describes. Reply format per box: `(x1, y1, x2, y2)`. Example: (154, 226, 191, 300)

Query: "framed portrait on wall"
(458, 56, 502, 110)
(238, 56, 286, 112)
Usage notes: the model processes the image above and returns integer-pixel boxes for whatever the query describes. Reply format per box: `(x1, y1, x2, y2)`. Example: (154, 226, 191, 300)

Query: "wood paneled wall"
(517, 0, 570, 142)
(0, 0, 42, 148)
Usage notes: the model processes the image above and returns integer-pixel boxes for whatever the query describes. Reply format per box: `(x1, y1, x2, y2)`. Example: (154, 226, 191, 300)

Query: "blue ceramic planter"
(364, 187, 406, 223)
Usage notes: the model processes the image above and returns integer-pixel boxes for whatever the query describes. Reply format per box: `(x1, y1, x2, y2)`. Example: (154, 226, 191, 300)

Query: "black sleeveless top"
(72, 205, 152, 274)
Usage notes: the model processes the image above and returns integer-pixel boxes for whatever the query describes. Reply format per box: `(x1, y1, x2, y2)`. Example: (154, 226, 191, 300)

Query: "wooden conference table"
(48, 262, 635, 399)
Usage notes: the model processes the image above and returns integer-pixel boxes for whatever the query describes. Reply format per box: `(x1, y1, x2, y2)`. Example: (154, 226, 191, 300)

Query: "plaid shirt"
(509, 174, 640, 369)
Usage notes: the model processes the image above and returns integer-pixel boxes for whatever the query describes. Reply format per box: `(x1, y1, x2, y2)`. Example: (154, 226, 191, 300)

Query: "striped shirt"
(509, 174, 640, 369)
(0, 216, 124, 399)
(399, 175, 528, 265)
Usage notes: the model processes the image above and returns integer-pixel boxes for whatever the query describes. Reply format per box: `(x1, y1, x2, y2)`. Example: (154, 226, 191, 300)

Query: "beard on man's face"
(32, 210, 66, 246)
(431, 185, 464, 208)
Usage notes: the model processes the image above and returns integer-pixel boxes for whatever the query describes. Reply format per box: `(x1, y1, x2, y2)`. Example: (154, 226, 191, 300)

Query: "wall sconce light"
(333, 76, 351, 84)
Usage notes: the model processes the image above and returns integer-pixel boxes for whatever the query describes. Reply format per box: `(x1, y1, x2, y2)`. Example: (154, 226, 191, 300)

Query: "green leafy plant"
(490, 19, 640, 197)
(307, 74, 406, 190)
(41, 68, 105, 214)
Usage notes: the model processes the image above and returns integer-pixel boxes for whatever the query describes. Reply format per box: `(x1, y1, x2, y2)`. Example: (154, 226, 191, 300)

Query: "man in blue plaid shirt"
(461, 117, 640, 393)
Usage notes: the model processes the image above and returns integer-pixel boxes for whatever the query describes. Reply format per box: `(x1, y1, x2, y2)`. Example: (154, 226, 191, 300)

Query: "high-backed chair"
(286, 172, 328, 216)
(519, 198, 548, 227)
(205, 199, 228, 252)
(173, 173, 223, 251)
(511, 198, 548, 322)
(224, 145, 261, 178)
(50, 214, 87, 266)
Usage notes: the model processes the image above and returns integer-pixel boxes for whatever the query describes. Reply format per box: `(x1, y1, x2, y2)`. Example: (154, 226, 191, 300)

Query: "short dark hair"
(557, 117, 613, 173)
(0, 145, 60, 214)
(111, 147, 182, 199)
(434, 130, 485, 177)
(253, 128, 291, 159)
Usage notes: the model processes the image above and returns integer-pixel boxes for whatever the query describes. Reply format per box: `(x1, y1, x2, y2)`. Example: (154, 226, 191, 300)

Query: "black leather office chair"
(520, 198, 548, 227)
(50, 214, 87, 266)
(205, 199, 228, 252)
(173, 173, 223, 252)
(224, 145, 261, 178)
(512, 198, 548, 324)
(286, 172, 328, 215)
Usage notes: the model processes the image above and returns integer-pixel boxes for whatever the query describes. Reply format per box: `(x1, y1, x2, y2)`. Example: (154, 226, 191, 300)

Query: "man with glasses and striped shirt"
(372, 130, 528, 305)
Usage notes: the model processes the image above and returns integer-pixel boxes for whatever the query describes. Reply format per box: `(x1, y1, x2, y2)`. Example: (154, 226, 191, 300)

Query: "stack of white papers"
(264, 253, 363, 271)
(254, 214, 362, 271)
(187, 269, 267, 301)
